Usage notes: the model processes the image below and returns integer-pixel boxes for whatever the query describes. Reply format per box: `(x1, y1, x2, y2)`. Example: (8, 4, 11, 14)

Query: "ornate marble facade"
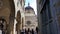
(24, 3, 38, 31)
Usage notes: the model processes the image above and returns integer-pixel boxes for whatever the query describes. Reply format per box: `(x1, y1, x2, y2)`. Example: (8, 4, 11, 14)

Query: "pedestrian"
(25, 29, 28, 34)
(31, 29, 34, 34)
(20, 29, 25, 34)
(25, 29, 27, 34)
(28, 28, 30, 34)
(28, 28, 30, 32)
(36, 27, 38, 34)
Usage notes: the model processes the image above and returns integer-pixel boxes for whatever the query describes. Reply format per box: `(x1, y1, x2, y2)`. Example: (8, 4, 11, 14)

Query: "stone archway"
(0, 0, 15, 34)
(4, 0, 15, 34)
(8, 0, 15, 34)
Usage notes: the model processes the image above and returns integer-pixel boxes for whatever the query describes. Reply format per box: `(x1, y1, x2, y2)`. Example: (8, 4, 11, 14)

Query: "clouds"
(25, 0, 37, 15)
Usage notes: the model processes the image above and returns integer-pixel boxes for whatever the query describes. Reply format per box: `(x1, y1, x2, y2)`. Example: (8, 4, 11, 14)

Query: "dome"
(25, 6, 34, 10)
(25, 3, 34, 10)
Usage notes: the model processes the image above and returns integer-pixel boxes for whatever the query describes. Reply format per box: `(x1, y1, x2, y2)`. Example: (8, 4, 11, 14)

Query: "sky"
(25, 0, 37, 15)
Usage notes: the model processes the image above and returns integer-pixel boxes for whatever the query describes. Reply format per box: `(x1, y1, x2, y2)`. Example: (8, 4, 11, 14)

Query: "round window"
(26, 21, 31, 25)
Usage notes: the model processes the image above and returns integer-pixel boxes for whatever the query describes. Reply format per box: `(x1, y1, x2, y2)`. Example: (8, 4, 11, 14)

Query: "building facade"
(37, 0, 60, 34)
(24, 4, 38, 31)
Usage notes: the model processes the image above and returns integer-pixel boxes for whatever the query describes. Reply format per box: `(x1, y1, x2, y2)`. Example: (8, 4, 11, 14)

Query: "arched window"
(16, 10, 21, 22)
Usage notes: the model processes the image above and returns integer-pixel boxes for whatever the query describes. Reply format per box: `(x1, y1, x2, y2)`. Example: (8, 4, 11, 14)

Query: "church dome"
(25, 6, 34, 10)
(25, 3, 34, 10)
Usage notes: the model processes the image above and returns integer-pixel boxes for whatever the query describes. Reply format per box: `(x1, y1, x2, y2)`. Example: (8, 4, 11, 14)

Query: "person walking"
(31, 29, 34, 34)
(28, 28, 30, 34)
(36, 27, 38, 34)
